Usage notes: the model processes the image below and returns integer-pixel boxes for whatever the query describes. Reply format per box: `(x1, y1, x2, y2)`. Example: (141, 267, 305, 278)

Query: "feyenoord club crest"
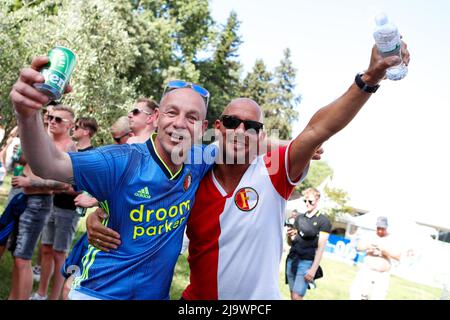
(234, 187, 259, 212)
(183, 173, 192, 191)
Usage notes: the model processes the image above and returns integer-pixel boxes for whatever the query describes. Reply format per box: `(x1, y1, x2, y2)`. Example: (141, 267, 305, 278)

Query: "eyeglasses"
(163, 80, 210, 107)
(48, 115, 70, 124)
(112, 132, 130, 143)
(74, 125, 85, 130)
(303, 199, 316, 205)
(129, 108, 153, 116)
(220, 115, 264, 133)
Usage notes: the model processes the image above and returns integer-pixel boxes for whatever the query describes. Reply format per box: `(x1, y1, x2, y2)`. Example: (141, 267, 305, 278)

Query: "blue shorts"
(286, 257, 313, 297)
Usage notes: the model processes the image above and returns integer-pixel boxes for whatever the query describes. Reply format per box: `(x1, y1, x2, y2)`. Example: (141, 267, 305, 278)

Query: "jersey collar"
(146, 132, 184, 180)
(305, 209, 320, 219)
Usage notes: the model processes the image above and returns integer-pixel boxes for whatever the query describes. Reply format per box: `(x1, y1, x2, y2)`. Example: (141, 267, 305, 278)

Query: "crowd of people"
(0, 38, 410, 300)
(0, 97, 158, 300)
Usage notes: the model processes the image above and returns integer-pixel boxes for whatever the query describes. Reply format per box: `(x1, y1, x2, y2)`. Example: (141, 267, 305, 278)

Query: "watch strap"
(355, 73, 380, 93)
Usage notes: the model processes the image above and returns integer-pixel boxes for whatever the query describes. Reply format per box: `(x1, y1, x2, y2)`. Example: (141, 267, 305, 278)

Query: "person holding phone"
(286, 188, 331, 300)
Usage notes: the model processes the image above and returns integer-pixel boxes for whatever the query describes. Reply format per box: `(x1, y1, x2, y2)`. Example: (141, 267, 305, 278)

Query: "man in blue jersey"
(10, 56, 213, 299)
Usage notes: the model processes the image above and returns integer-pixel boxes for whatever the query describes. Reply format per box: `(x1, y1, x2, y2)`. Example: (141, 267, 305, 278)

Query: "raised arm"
(10, 56, 74, 183)
(288, 43, 410, 181)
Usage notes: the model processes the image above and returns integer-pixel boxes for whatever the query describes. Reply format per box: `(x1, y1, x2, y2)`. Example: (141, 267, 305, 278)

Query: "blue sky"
(210, 0, 450, 228)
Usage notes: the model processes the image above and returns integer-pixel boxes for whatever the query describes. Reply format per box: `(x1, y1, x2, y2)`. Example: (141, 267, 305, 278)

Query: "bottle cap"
(375, 12, 388, 26)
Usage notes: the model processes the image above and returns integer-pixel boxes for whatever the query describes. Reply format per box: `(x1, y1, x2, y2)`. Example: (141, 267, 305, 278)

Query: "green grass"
(169, 252, 441, 300)
(0, 178, 442, 300)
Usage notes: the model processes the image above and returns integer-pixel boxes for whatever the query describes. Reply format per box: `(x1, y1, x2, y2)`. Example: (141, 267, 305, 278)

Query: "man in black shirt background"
(286, 187, 331, 300)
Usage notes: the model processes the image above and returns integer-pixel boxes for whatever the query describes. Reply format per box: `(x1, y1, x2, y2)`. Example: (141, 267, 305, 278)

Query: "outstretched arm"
(10, 56, 74, 183)
(288, 43, 410, 181)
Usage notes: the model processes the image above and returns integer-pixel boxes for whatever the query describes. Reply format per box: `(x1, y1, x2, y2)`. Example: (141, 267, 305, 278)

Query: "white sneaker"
(29, 292, 47, 300)
(32, 265, 41, 282)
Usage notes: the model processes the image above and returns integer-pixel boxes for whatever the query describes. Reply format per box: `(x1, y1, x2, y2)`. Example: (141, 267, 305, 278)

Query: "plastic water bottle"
(373, 12, 408, 81)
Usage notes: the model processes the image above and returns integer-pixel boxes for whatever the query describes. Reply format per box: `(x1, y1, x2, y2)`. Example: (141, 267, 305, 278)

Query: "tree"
(1, 0, 216, 144)
(4, 0, 139, 144)
(298, 160, 334, 192)
(241, 59, 273, 107)
(321, 186, 354, 222)
(241, 51, 300, 139)
(197, 11, 243, 125)
(270, 48, 300, 139)
(125, 0, 213, 100)
(0, 0, 61, 142)
(0, 0, 302, 146)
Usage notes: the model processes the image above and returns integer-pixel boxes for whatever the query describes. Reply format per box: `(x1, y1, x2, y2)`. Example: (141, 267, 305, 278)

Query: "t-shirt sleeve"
(264, 141, 309, 200)
(68, 144, 132, 202)
(319, 216, 332, 234)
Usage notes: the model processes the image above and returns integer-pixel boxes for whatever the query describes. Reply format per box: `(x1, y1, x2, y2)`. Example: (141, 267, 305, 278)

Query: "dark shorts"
(9, 195, 53, 260)
(42, 206, 79, 253)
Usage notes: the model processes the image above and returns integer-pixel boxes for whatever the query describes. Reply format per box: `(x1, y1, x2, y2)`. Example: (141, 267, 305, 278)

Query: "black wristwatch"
(355, 72, 380, 93)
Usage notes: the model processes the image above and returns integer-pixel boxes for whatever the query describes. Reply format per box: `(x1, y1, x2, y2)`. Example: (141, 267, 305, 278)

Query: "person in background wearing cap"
(349, 216, 401, 300)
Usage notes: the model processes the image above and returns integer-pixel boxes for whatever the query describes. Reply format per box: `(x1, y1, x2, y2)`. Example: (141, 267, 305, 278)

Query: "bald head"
(160, 88, 207, 119)
(223, 98, 263, 123)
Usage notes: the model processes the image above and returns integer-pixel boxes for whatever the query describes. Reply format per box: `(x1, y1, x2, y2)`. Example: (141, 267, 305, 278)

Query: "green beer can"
(34, 46, 77, 101)
(13, 165, 24, 177)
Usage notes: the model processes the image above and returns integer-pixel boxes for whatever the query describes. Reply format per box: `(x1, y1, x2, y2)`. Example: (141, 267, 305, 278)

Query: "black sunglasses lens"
(222, 116, 240, 129)
(132, 109, 140, 116)
(49, 115, 62, 123)
(222, 116, 262, 133)
(244, 121, 263, 133)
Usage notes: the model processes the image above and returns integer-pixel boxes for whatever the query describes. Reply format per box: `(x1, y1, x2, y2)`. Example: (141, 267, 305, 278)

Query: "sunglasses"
(220, 115, 264, 133)
(74, 125, 85, 130)
(130, 108, 153, 116)
(163, 80, 210, 107)
(303, 199, 316, 205)
(112, 132, 130, 143)
(48, 115, 70, 124)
